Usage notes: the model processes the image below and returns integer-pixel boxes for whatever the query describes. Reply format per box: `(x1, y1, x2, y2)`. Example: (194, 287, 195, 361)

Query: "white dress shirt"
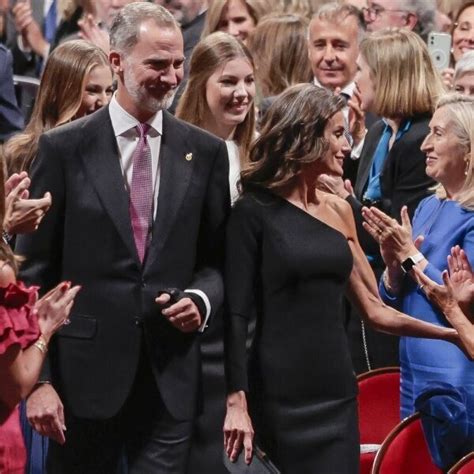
(108, 95, 211, 330)
(225, 140, 240, 205)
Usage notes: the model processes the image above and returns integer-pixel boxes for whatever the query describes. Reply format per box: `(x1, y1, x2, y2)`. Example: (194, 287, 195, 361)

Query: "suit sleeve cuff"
(185, 289, 211, 332)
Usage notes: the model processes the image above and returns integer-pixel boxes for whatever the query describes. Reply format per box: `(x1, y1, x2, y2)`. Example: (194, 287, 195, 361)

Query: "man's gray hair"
(110, 3, 179, 53)
(454, 50, 474, 81)
(313, 2, 366, 43)
(399, 0, 436, 40)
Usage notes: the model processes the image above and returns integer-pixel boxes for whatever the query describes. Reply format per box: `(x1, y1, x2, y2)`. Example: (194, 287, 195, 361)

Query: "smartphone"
(428, 32, 452, 70)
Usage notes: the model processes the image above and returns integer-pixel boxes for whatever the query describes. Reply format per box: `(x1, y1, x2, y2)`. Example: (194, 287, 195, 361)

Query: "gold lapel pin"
(185, 153, 193, 162)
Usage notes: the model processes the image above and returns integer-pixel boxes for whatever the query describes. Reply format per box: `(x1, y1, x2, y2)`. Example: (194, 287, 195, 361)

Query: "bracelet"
(33, 335, 48, 354)
(2, 230, 12, 245)
(382, 269, 401, 296)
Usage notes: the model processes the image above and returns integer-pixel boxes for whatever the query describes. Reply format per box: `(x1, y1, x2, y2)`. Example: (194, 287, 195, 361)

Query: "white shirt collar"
(109, 94, 163, 137)
(312, 77, 356, 97)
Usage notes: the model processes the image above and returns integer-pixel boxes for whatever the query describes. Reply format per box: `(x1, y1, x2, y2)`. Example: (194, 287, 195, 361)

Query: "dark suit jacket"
(348, 114, 435, 255)
(0, 44, 24, 141)
(169, 11, 207, 114)
(16, 106, 230, 421)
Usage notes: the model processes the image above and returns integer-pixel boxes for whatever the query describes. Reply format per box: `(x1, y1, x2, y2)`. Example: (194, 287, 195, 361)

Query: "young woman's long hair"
(4, 40, 110, 175)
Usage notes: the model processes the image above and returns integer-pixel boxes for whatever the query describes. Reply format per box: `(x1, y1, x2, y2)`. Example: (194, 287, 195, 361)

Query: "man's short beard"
(124, 62, 177, 113)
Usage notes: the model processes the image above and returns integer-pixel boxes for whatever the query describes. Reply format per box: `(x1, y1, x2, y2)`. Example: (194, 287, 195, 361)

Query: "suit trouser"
(46, 345, 193, 474)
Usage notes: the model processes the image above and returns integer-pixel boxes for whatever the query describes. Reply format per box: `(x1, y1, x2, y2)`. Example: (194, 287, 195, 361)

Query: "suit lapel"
(79, 108, 141, 267)
(144, 112, 193, 270)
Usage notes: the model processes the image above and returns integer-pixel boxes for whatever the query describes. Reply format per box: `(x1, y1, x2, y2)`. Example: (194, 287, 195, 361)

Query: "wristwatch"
(401, 252, 424, 273)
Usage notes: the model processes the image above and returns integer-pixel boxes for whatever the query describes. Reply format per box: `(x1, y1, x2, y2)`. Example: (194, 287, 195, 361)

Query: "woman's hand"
(317, 174, 353, 199)
(441, 67, 454, 90)
(447, 246, 474, 320)
(362, 205, 419, 263)
(412, 266, 459, 316)
(412, 265, 474, 359)
(223, 391, 254, 464)
(4, 174, 52, 235)
(34, 282, 81, 341)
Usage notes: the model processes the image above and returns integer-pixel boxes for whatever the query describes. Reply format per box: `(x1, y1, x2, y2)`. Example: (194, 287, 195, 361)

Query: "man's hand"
(348, 86, 366, 147)
(27, 384, 66, 444)
(78, 14, 110, 54)
(155, 293, 202, 332)
(12, 1, 49, 58)
(4, 175, 51, 234)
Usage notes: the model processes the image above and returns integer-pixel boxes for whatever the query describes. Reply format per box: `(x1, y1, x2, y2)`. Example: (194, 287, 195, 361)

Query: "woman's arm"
(0, 274, 80, 409)
(412, 265, 474, 359)
(223, 198, 261, 463)
(337, 202, 457, 341)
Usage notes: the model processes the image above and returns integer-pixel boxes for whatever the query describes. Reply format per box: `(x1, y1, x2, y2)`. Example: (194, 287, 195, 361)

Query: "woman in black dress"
(223, 84, 462, 473)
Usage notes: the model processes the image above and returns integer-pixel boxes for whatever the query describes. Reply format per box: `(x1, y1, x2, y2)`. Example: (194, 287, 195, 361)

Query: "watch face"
(401, 257, 416, 273)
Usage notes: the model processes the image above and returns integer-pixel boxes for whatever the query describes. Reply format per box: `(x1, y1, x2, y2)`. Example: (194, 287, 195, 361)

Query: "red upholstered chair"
(357, 367, 401, 474)
(371, 413, 442, 474)
(448, 452, 474, 474)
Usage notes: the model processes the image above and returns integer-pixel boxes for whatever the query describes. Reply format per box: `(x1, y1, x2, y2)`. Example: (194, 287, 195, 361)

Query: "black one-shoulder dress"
(225, 190, 359, 474)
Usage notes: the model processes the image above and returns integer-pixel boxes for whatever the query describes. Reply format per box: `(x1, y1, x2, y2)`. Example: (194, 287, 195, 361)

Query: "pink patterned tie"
(129, 123, 153, 263)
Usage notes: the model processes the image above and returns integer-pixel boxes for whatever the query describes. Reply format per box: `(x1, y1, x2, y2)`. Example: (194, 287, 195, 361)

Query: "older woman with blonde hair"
(248, 13, 312, 100)
(201, 0, 272, 44)
(363, 93, 474, 418)
(4, 40, 113, 175)
(177, 32, 256, 203)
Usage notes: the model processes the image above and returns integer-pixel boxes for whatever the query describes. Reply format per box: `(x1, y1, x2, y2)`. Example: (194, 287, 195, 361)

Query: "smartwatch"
(401, 252, 424, 273)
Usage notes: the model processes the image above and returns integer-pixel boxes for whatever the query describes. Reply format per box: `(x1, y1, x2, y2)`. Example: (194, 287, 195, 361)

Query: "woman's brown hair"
(4, 40, 110, 175)
(248, 13, 312, 98)
(240, 83, 344, 192)
(202, 0, 273, 38)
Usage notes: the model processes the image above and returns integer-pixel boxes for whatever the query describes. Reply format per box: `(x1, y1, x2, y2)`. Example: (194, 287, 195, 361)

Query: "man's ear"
(109, 50, 123, 75)
(405, 12, 418, 30)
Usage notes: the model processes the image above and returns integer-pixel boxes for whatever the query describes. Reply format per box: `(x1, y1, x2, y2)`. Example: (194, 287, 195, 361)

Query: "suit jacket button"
(141, 279, 146, 289)
(134, 317, 142, 327)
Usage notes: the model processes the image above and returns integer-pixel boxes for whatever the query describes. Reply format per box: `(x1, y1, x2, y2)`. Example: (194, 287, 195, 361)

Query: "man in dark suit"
(17, 3, 230, 473)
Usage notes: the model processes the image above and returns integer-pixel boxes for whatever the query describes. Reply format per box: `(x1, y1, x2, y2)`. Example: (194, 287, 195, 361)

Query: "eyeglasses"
(362, 5, 408, 20)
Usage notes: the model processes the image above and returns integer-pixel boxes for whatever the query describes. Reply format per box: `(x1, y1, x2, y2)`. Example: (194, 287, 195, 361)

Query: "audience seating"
(448, 452, 474, 474)
(357, 367, 401, 474)
(371, 412, 442, 474)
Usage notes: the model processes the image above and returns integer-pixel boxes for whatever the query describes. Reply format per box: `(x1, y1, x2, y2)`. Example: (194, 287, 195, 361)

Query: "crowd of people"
(0, 0, 473, 473)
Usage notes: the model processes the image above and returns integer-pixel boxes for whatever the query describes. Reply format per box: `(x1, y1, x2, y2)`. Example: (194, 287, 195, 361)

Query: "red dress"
(0, 282, 39, 474)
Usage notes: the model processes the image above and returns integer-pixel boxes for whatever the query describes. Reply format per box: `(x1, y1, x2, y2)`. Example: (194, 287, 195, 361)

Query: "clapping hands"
(4, 172, 51, 235)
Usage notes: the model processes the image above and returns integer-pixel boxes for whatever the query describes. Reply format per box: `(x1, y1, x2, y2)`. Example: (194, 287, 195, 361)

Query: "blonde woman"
(176, 32, 256, 203)
(362, 93, 474, 418)
(201, 0, 272, 44)
(4, 40, 113, 175)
